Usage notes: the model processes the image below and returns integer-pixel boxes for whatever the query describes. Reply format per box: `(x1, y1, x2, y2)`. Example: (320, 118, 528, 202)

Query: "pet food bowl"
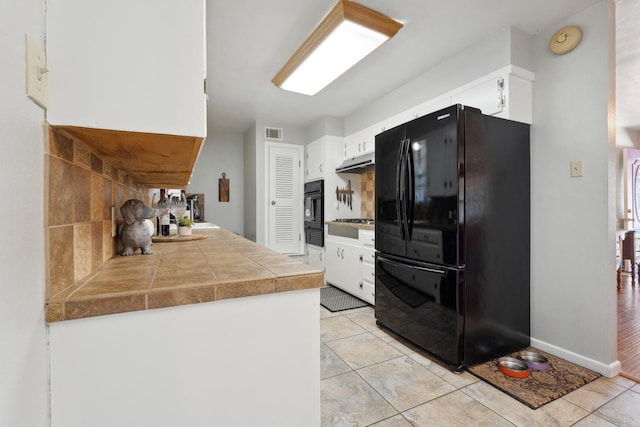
(497, 357, 529, 378)
(518, 351, 549, 371)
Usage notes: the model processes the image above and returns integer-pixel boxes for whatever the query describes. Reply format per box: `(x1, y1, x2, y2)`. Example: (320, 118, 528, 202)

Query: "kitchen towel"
(304, 197, 314, 221)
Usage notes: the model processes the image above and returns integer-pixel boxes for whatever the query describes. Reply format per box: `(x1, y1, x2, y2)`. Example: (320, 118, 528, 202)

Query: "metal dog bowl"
(518, 351, 549, 371)
(497, 357, 529, 378)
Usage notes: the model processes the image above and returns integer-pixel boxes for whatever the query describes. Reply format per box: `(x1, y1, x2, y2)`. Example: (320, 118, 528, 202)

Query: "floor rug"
(320, 286, 368, 312)
(468, 347, 601, 409)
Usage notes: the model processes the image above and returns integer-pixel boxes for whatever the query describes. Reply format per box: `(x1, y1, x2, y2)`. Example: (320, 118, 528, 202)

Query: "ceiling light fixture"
(272, 0, 403, 96)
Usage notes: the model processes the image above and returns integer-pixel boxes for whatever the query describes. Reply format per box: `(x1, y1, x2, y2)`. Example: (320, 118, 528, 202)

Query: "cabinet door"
(305, 140, 324, 182)
(47, 0, 206, 137)
(325, 239, 361, 297)
(450, 77, 504, 117)
(305, 245, 324, 272)
(344, 130, 364, 158)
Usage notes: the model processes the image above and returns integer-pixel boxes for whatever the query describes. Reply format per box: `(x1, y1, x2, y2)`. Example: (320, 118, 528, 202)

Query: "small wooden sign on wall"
(219, 173, 229, 202)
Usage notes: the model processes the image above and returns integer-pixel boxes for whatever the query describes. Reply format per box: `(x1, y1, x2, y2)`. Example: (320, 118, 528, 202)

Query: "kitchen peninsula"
(46, 228, 322, 427)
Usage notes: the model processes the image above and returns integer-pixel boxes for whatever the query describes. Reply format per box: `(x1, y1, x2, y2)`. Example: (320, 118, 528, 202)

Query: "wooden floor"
(618, 274, 640, 381)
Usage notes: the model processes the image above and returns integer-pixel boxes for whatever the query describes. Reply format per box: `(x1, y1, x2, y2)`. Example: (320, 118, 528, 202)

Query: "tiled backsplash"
(361, 171, 375, 219)
(46, 125, 148, 298)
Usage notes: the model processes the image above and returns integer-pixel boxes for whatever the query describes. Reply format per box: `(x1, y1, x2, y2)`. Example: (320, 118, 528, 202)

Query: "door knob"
(271, 200, 276, 205)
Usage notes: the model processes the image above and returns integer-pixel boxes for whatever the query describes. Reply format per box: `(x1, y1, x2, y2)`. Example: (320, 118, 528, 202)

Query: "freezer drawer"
(374, 255, 463, 369)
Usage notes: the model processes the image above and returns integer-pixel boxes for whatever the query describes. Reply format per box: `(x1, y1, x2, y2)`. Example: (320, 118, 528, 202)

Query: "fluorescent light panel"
(272, 0, 403, 96)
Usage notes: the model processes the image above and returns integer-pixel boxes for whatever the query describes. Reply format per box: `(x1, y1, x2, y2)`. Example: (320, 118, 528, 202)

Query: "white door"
(267, 143, 303, 254)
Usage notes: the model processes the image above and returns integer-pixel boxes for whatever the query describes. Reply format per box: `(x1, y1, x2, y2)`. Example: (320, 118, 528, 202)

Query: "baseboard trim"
(531, 338, 621, 378)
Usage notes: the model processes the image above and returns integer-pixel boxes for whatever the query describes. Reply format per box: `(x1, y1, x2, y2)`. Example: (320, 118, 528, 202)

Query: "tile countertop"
(45, 228, 323, 322)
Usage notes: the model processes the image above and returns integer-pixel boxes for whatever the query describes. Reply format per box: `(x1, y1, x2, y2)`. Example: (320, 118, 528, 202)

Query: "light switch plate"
(26, 34, 47, 109)
(570, 160, 584, 177)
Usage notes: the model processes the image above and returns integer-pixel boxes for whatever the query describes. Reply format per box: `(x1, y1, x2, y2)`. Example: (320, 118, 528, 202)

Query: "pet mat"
(320, 286, 368, 312)
(468, 346, 600, 409)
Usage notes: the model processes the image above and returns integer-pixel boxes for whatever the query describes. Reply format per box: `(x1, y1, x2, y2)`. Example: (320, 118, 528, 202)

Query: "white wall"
(530, 1, 618, 374)
(189, 131, 244, 235)
(0, 0, 50, 425)
(243, 122, 257, 241)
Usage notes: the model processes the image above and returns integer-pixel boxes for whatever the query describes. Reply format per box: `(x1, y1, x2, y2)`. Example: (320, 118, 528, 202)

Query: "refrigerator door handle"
(405, 138, 415, 240)
(400, 139, 411, 240)
(396, 139, 406, 239)
(378, 255, 447, 276)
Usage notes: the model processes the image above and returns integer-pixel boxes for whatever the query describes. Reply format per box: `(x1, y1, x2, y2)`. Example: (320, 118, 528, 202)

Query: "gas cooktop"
(333, 218, 375, 225)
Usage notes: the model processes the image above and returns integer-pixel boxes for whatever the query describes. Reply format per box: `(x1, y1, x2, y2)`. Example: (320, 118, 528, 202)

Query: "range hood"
(335, 151, 375, 173)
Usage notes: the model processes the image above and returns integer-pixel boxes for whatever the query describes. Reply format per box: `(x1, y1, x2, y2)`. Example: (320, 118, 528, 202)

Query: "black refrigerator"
(374, 104, 530, 371)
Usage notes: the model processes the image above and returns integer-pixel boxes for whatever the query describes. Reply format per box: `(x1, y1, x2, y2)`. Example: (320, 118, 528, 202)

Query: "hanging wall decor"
(219, 172, 230, 202)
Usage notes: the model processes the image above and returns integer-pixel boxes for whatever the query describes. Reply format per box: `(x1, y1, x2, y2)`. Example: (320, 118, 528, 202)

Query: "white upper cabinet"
(46, 0, 207, 137)
(451, 77, 505, 117)
(343, 66, 534, 160)
(450, 66, 534, 124)
(344, 129, 375, 159)
(305, 136, 344, 182)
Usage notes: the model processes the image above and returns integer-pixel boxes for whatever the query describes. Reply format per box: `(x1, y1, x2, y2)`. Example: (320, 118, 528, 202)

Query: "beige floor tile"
(573, 414, 621, 426)
(407, 351, 479, 389)
(344, 308, 379, 331)
(371, 328, 420, 354)
(320, 306, 342, 319)
(462, 380, 589, 426)
(594, 389, 640, 426)
(563, 377, 627, 412)
(321, 343, 351, 380)
(326, 333, 404, 369)
(606, 375, 637, 389)
(369, 414, 413, 427)
(403, 390, 514, 427)
(320, 315, 368, 342)
(357, 356, 456, 412)
(321, 371, 398, 427)
(630, 382, 640, 393)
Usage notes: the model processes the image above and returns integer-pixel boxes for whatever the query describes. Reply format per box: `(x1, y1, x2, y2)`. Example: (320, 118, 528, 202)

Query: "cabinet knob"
(363, 141, 366, 151)
(319, 164, 323, 172)
(359, 282, 363, 289)
(271, 200, 276, 206)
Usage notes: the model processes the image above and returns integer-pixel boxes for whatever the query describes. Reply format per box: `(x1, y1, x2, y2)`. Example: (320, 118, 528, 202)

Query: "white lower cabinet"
(359, 230, 376, 304)
(305, 244, 324, 273)
(325, 238, 362, 298)
(325, 229, 376, 305)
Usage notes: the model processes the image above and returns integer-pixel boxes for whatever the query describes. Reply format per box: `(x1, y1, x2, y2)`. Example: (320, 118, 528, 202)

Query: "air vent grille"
(265, 127, 283, 141)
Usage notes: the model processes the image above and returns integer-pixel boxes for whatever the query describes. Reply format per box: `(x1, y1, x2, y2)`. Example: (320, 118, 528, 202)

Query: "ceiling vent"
(264, 127, 283, 141)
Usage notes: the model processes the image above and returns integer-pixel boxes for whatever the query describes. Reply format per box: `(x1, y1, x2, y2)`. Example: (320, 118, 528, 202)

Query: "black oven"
(304, 180, 324, 247)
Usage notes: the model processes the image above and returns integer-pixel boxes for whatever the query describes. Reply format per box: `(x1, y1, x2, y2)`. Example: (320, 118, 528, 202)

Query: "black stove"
(334, 218, 375, 225)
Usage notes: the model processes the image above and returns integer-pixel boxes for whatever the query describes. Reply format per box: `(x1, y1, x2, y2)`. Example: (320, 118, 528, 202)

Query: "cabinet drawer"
(362, 261, 375, 284)
(362, 246, 376, 264)
(359, 230, 375, 247)
(362, 281, 375, 305)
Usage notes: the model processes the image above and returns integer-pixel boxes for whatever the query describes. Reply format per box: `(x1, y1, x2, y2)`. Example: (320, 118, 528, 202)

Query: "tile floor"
(321, 305, 640, 427)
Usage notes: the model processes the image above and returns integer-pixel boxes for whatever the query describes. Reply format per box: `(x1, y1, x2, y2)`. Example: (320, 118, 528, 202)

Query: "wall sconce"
(272, 0, 403, 96)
